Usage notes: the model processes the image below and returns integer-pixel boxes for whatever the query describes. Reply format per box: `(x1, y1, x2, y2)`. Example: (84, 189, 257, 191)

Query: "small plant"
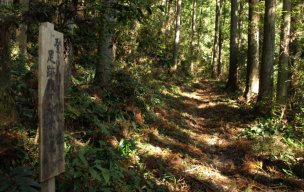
(60, 140, 143, 191)
(241, 117, 304, 176)
(62, 142, 114, 191)
(0, 167, 40, 192)
(118, 137, 138, 157)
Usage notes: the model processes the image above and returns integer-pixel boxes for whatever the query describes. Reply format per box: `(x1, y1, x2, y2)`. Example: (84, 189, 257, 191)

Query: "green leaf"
(89, 167, 101, 181)
(100, 168, 110, 184)
(282, 168, 294, 176)
(78, 152, 88, 167)
(74, 171, 82, 178)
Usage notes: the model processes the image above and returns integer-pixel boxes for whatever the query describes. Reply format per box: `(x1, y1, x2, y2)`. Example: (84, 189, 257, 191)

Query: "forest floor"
(1, 79, 303, 191)
(135, 80, 304, 192)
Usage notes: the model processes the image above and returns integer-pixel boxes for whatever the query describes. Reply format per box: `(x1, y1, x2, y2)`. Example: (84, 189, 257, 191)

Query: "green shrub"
(0, 167, 40, 192)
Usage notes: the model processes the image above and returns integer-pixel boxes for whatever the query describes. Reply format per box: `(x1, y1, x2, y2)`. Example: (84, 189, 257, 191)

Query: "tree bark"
(276, 0, 291, 104)
(211, 0, 221, 78)
(0, 21, 11, 89)
(16, 0, 29, 57)
(237, 0, 244, 63)
(164, 0, 173, 36)
(217, 0, 225, 79)
(0, 0, 14, 89)
(225, 0, 238, 91)
(288, 1, 303, 121)
(94, 0, 116, 88)
(244, 0, 259, 100)
(189, 0, 197, 75)
(257, 0, 276, 107)
(171, 0, 182, 73)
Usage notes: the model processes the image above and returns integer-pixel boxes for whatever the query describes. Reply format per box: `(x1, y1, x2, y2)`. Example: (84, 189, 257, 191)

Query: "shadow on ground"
(138, 80, 303, 191)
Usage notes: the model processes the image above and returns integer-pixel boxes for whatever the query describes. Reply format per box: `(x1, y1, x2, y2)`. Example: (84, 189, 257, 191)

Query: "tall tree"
(257, 0, 276, 107)
(197, 5, 203, 53)
(211, 0, 222, 78)
(171, 0, 182, 73)
(225, 0, 238, 91)
(94, 0, 116, 88)
(0, 0, 14, 89)
(276, 0, 291, 104)
(288, 1, 303, 121)
(217, 0, 225, 78)
(162, 0, 172, 34)
(244, 0, 259, 100)
(237, 0, 244, 62)
(16, 0, 29, 57)
(189, 0, 197, 75)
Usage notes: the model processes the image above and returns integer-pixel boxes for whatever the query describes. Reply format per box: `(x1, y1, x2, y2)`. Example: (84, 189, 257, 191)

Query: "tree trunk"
(189, 0, 197, 75)
(225, 0, 238, 91)
(164, 0, 173, 36)
(197, 7, 202, 53)
(161, 0, 171, 33)
(288, 1, 303, 121)
(244, 0, 259, 101)
(276, 0, 291, 104)
(211, 0, 221, 78)
(237, 0, 244, 64)
(217, 0, 225, 79)
(257, 0, 276, 107)
(94, 0, 116, 88)
(16, 0, 29, 57)
(0, 22, 11, 89)
(0, 0, 14, 89)
(171, 0, 182, 73)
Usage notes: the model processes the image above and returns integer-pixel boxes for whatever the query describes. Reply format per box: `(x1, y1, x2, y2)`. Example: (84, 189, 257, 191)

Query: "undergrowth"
(241, 117, 304, 178)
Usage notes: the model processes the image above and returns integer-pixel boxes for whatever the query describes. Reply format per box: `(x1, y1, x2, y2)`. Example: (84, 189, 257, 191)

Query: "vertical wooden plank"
(38, 22, 65, 183)
(41, 178, 55, 192)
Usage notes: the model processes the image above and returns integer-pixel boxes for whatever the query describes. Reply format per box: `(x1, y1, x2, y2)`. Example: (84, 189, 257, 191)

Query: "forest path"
(136, 80, 303, 192)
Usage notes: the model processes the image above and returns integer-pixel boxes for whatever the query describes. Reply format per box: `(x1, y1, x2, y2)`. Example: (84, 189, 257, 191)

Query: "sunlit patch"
(180, 91, 203, 100)
(137, 142, 167, 156)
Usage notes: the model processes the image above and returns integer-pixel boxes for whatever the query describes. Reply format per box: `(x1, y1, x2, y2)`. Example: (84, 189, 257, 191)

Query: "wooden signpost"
(38, 22, 65, 191)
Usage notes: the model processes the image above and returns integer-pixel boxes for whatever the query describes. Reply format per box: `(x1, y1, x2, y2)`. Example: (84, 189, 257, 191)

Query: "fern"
(0, 167, 40, 192)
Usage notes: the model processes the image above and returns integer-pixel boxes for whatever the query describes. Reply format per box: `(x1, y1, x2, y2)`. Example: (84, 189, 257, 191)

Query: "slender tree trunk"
(189, 0, 197, 75)
(164, 0, 173, 36)
(288, 1, 303, 121)
(276, 0, 291, 104)
(237, 0, 244, 63)
(244, 0, 259, 100)
(225, 0, 238, 91)
(218, 0, 225, 78)
(0, 0, 14, 89)
(0, 22, 11, 89)
(211, 0, 221, 78)
(257, 0, 276, 107)
(16, 0, 29, 57)
(171, 0, 182, 73)
(161, 0, 170, 33)
(94, 0, 116, 88)
(197, 7, 202, 53)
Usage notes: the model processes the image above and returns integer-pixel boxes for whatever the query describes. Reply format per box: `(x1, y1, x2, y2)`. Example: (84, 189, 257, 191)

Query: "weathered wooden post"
(38, 22, 65, 192)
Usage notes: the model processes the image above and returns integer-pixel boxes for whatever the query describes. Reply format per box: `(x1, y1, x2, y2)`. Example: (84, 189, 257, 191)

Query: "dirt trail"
(137, 81, 304, 192)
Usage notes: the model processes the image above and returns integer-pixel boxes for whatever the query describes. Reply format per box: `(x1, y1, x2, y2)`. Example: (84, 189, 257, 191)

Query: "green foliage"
(118, 137, 137, 157)
(65, 88, 110, 134)
(60, 138, 158, 192)
(109, 70, 140, 103)
(61, 142, 119, 191)
(115, 0, 155, 23)
(0, 167, 40, 192)
(242, 118, 304, 175)
(0, 3, 19, 21)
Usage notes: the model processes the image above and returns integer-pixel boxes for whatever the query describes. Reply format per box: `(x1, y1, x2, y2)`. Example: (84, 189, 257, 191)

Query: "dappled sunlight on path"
(136, 81, 304, 192)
